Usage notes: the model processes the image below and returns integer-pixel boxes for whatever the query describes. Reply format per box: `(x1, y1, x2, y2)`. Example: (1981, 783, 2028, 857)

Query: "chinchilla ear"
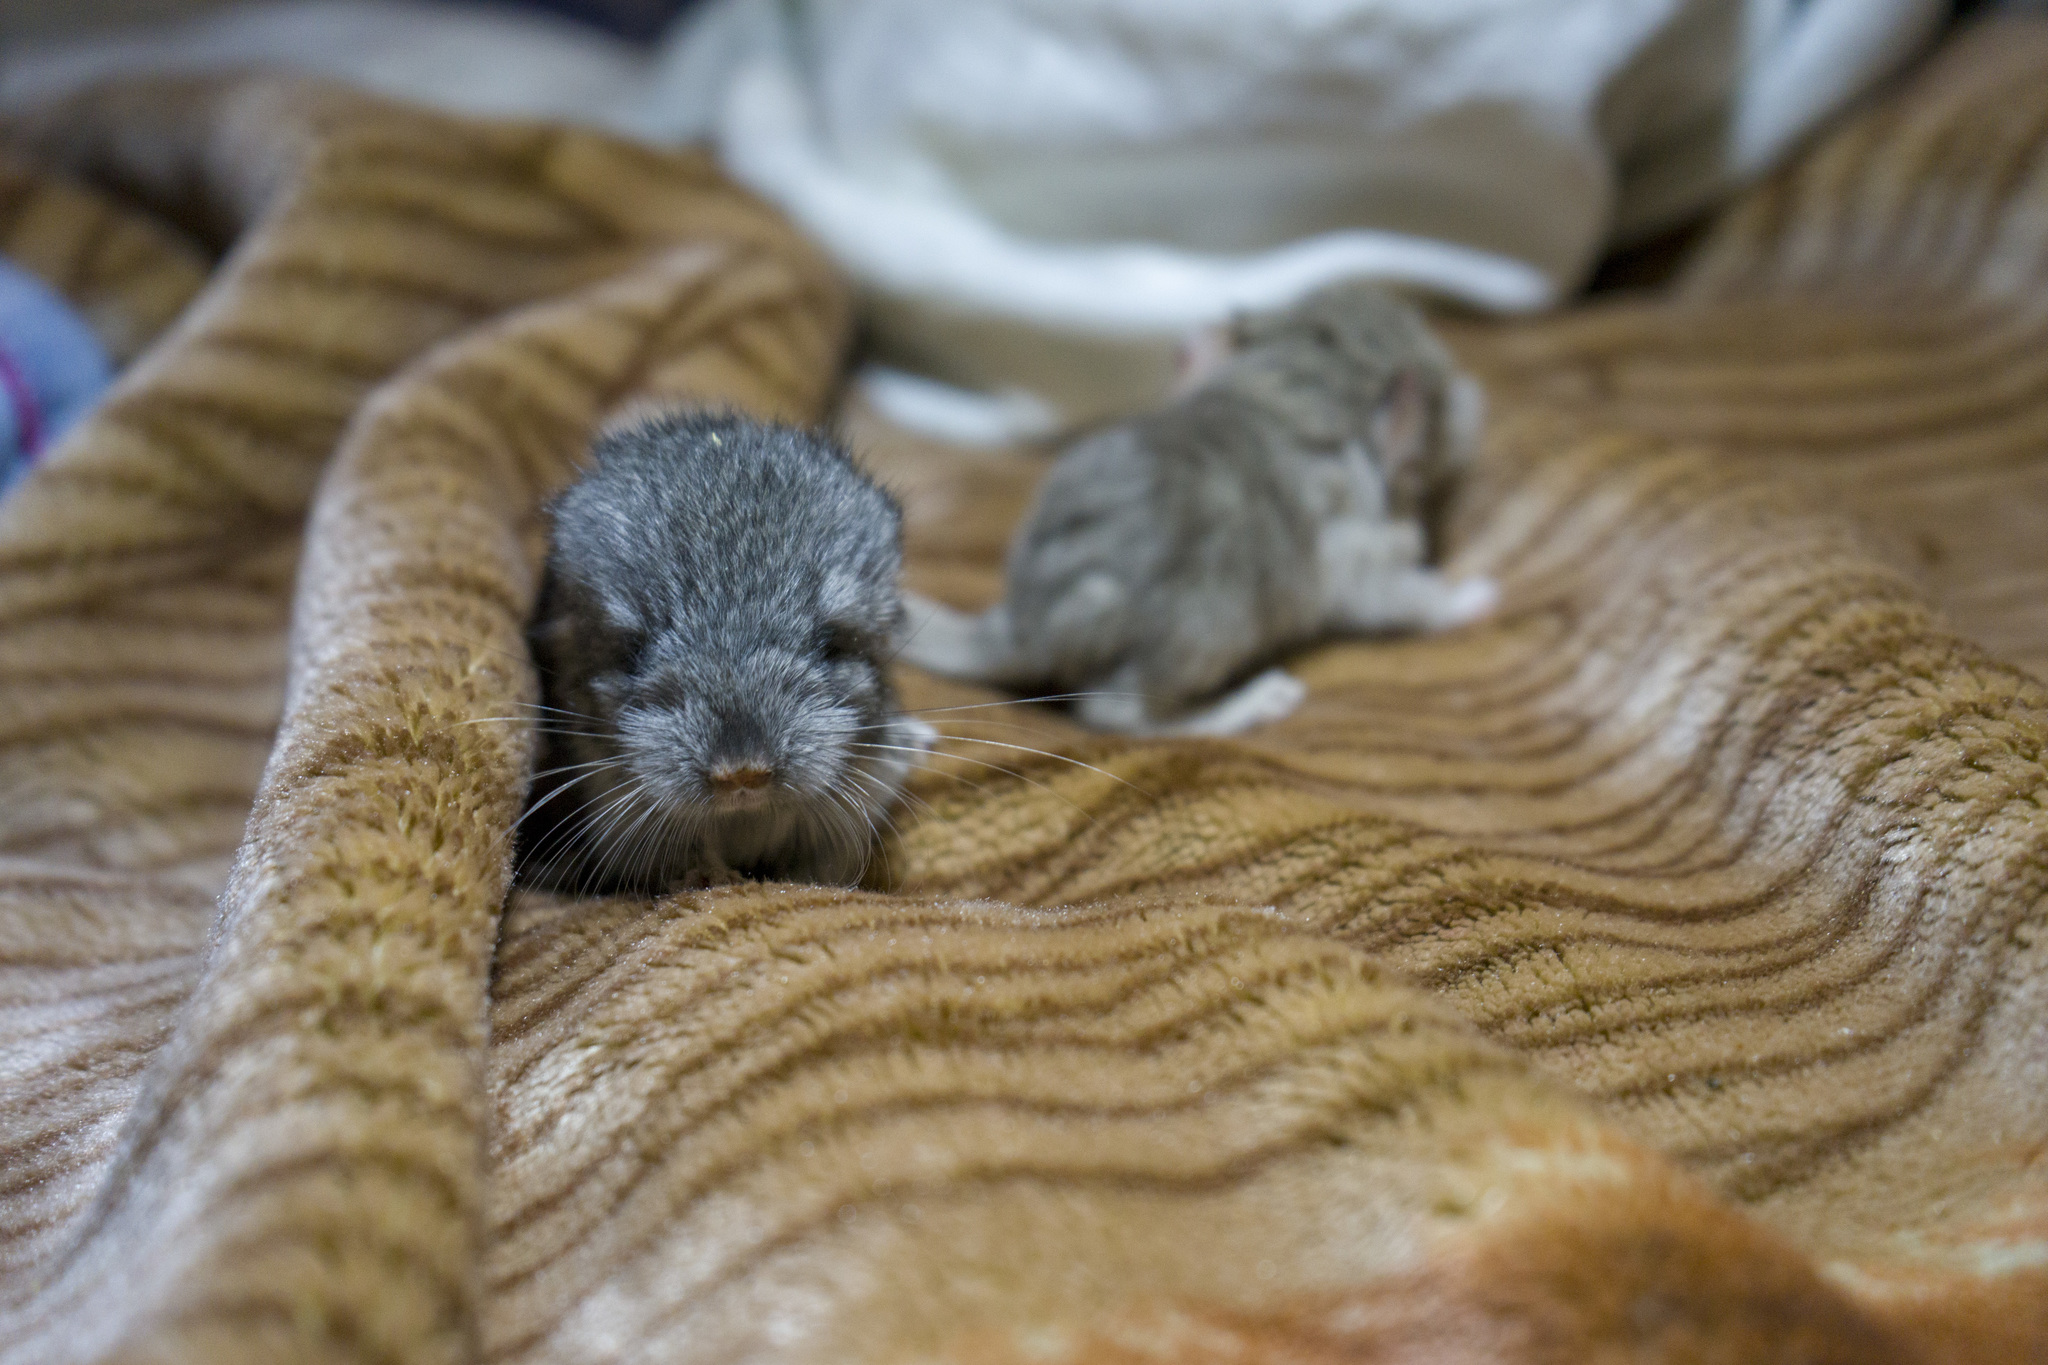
(1369, 367, 1430, 473)
(1171, 322, 1235, 397)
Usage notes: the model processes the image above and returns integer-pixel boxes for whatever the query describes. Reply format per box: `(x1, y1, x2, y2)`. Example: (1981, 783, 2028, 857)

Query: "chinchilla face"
(519, 411, 930, 892)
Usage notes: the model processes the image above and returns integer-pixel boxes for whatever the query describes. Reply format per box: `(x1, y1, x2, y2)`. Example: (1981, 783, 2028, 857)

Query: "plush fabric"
(1, 21, 2045, 1365)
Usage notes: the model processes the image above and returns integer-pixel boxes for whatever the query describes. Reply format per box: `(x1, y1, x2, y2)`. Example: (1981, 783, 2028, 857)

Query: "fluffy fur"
(524, 411, 933, 891)
(903, 280, 1496, 735)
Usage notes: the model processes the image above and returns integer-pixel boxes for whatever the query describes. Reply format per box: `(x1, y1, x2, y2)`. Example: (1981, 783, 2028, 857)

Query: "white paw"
(1213, 668, 1307, 733)
(1244, 668, 1307, 718)
(1157, 668, 1307, 737)
(1431, 576, 1499, 629)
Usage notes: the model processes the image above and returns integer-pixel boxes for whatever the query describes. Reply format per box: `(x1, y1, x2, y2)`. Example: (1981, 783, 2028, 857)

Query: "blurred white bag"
(633, 0, 1943, 436)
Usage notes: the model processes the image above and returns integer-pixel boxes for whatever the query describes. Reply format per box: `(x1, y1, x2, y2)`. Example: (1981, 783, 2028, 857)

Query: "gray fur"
(522, 410, 933, 893)
(902, 280, 1496, 735)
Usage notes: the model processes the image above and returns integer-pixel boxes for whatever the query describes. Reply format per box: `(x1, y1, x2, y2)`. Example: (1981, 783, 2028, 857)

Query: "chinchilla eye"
(611, 626, 650, 670)
(819, 620, 871, 664)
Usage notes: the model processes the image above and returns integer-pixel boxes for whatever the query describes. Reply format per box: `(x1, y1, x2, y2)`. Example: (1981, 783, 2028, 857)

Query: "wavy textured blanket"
(0, 20, 2044, 1365)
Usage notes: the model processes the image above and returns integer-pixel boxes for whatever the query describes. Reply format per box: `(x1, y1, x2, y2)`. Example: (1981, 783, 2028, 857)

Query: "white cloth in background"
(2, 0, 1947, 438)
(670, 0, 1945, 435)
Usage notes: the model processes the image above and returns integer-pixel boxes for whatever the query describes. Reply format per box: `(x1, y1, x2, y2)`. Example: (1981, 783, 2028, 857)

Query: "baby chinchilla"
(520, 410, 934, 894)
(901, 279, 1496, 736)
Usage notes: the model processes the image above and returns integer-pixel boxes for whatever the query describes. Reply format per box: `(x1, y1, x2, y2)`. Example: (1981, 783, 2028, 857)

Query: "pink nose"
(709, 765, 773, 795)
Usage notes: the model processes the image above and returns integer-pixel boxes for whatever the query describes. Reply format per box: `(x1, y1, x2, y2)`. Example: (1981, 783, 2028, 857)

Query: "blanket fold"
(0, 76, 849, 1364)
(1, 18, 2044, 1365)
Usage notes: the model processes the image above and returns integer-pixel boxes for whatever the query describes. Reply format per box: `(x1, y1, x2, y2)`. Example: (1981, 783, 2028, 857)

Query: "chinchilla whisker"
(838, 766, 917, 832)
(522, 757, 627, 786)
(512, 787, 611, 880)
(511, 701, 608, 722)
(852, 742, 1103, 821)
(593, 786, 656, 873)
(888, 762, 995, 797)
(849, 742, 960, 759)
(922, 717, 1075, 734)
(460, 718, 613, 742)
(839, 773, 905, 839)
(824, 784, 881, 851)
(908, 692, 1146, 715)
(442, 634, 539, 672)
(594, 788, 665, 891)
(881, 607, 933, 670)
(519, 786, 621, 875)
(509, 765, 617, 838)
(850, 763, 936, 821)
(635, 806, 709, 891)
(919, 734, 1149, 794)
(856, 736, 1147, 796)
(578, 782, 656, 888)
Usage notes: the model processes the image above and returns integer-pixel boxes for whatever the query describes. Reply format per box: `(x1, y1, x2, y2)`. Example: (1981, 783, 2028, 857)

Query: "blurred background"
(10, 0, 703, 42)
(0, 0, 2019, 45)
(1, 0, 2036, 442)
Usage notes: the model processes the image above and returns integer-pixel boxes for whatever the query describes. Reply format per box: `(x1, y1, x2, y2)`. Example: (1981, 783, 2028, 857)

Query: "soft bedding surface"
(0, 19, 2044, 1365)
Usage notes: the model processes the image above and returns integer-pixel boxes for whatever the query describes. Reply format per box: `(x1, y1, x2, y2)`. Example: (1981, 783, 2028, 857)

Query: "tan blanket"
(1, 18, 2043, 1365)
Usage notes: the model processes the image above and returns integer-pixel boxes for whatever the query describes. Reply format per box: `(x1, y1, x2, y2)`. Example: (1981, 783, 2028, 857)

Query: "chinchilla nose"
(708, 764, 773, 794)
(707, 761, 776, 809)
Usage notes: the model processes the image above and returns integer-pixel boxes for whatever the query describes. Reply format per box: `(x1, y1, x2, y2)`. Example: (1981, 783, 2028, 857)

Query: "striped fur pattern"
(3, 18, 2047, 1364)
